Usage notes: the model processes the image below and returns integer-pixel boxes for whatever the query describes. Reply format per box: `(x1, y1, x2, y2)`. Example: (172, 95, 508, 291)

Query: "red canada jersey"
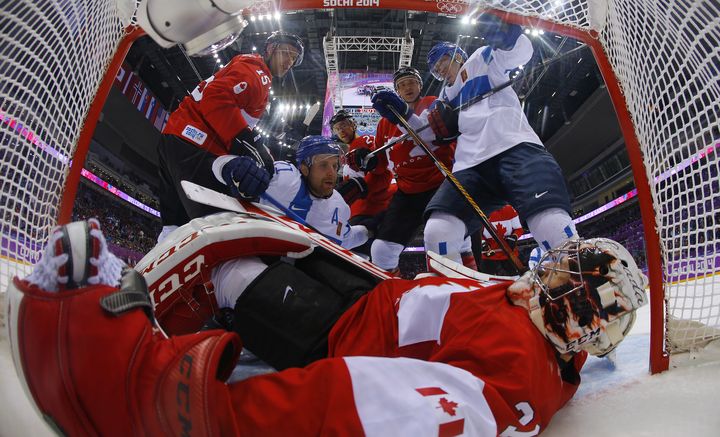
(163, 54, 271, 156)
(482, 204, 524, 261)
(343, 134, 396, 217)
(374, 95, 455, 194)
(327, 276, 585, 436)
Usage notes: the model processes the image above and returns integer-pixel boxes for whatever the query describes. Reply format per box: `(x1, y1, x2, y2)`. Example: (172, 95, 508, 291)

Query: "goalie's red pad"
(5, 276, 241, 437)
(136, 212, 315, 334)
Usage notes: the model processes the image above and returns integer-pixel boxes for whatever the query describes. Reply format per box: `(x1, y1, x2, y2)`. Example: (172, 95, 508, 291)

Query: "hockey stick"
(386, 106, 525, 274)
(259, 192, 342, 245)
(361, 43, 587, 166)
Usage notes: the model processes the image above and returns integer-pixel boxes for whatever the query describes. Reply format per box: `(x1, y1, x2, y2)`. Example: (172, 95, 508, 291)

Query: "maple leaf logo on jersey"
(438, 398, 459, 416)
(233, 82, 248, 94)
(496, 222, 508, 237)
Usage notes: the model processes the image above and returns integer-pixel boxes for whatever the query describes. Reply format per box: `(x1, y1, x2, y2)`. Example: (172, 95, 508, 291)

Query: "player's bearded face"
(395, 77, 421, 103)
(332, 119, 356, 144)
(268, 43, 300, 77)
(302, 155, 340, 197)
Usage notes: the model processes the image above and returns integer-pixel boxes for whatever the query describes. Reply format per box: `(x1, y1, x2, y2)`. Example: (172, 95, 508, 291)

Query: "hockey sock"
(370, 239, 405, 270)
(526, 208, 578, 251)
(423, 212, 467, 264)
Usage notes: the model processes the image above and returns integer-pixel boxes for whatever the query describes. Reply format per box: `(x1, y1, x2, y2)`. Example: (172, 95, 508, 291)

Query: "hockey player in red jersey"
(331, 109, 395, 256)
(332, 109, 394, 221)
(478, 204, 525, 276)
(7, 218, 647, 436)
(156, 31, 304, 241)
(349, 67, 475, 273)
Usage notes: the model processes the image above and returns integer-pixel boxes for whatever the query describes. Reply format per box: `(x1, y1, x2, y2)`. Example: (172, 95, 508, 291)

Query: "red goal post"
(1, 0, 718, 375)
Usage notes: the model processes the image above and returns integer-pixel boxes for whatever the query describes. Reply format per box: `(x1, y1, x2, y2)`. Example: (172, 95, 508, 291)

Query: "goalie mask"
(507, 238, 648, 357)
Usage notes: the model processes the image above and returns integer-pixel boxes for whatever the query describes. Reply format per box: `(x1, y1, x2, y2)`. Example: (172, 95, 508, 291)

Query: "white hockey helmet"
(507, 238, 648, 357)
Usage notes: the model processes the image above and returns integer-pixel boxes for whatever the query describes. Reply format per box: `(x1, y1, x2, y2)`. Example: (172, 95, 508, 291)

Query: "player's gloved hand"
(337, 176, 368, 205)
(505, 234, 519, 250)
(481, 239, 493, 256)
(371, 91, 412, 125)
(233, 128, 275, 177)
(221, 156, 271, 199)
(428, 100, 459, 143)
(477, 13, 523, 50)
(349, 147, 378, 172)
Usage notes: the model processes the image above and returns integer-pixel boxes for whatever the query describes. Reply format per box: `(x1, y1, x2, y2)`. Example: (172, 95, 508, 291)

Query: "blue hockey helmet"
(265, 31, 304, 67)
(427, 42, 468, 80)
(295, 135, 344, 168)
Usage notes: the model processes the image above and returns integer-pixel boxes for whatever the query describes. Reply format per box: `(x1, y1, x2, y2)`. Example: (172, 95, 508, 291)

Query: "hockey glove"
(505, 234, 519, 250)
(337, 176, 368, 205)
(371, 90, 412, 125)
(221, 155, 271, 199)
(232, 127, 275, 177)
(349, 147, 378, 172)
(428, 100, 460, 143)
(477, 14, 523, 50)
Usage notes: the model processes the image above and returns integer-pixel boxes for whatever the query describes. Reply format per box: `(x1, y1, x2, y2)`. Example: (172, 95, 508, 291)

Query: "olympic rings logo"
(436, 0, 465, 15)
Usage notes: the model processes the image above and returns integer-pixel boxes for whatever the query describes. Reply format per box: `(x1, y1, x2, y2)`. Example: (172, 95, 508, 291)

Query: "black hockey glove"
(232, 127, 275, 177)
(428, 100, 459, 143)
(221, 156, 271, 199)
(337, 177, 368, 205)
(505, 234, 519, 250)
(349, 148, 378, 172)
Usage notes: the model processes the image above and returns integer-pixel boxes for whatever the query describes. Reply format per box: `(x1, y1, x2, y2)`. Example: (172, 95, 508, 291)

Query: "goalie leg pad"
(234, 249, 379, 370)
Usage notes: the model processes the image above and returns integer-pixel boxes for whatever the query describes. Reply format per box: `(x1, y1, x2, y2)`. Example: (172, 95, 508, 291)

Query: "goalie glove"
(348, 147, 378, 172)
(428, 100, 459, 143)
(337, 176, 368, 205)
(7, 220, 242, 436)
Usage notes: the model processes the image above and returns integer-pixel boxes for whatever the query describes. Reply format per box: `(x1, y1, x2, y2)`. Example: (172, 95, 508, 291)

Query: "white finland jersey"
(261, 161, 368, 249)
(411, 35, 543, 173)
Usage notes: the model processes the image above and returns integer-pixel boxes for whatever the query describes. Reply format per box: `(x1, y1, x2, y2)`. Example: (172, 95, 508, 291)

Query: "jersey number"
(191, 75, 215, 102)
(499, 402, 539, 437)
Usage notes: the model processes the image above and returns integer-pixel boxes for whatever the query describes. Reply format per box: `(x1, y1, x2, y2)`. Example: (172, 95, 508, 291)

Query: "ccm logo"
(151, 254, 205, 305)
(564, 327, 602, 352)
(176, 354, 193, 435)
(141, 232, 200, 275)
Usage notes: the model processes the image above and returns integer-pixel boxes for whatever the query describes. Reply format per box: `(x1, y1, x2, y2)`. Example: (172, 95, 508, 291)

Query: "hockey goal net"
(1, 0, 718, 373)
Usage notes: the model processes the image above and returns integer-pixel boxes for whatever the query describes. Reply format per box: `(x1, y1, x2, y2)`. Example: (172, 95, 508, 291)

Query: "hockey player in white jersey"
(372, 14, 578, 267)
(214, 134, 369, 250)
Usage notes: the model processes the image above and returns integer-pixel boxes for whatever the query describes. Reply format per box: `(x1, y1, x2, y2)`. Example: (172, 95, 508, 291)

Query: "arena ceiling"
(125, 8, 618, 174)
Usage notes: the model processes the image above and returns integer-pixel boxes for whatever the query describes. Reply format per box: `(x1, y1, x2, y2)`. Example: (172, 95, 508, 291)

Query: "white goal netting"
(491, 0, 720, 357)
(0, 0, 718, 365)
(0, 0, 134, 289)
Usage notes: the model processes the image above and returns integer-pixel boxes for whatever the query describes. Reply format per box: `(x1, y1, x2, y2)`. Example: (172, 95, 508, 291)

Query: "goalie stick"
(180, 180, 392, 280)
(360, 43, 587, 166)
(386, 105, 525, 274)
(180, 180, 341, 244)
